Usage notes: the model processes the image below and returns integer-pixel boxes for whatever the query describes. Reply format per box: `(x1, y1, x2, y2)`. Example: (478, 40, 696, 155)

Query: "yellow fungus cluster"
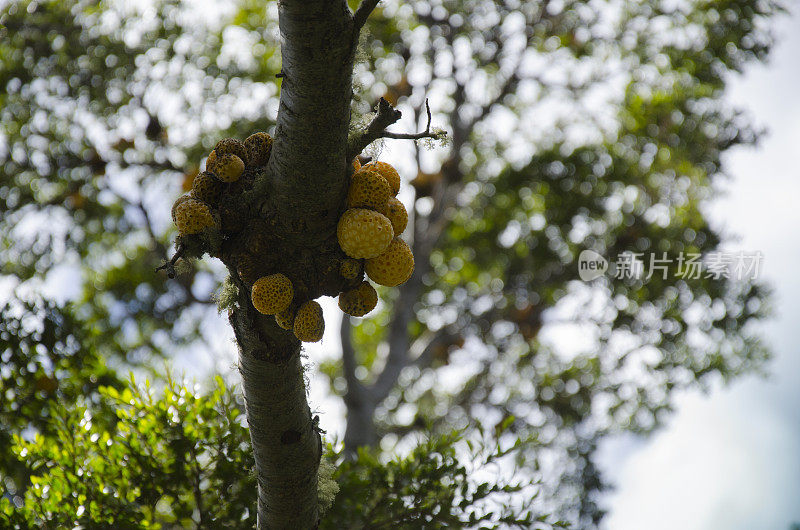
(244, 132, 273, 167)
(335, 159, 414, 319)
(208, 153, 245, 183)
(338, 281, 378, 317)
(275, 307, 295, 330)
(337, 208, 394, 259)
(365, 238, 414, 287)
(171, 133, 273, 237)
(191, 171, 224, 206)
(174, 198, 215, 235)
(168, 137, 414, 344)
(347, 169, 392, 210)
(171, 194, 192, 223)
(339, 258, 361, 280)
(381, 196, 408, 234)
(251, 273, 293, 315)
(363, 161, 401, 196)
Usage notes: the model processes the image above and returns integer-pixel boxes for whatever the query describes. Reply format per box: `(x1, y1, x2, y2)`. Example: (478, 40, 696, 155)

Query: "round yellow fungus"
(337, 208, 394, 259)
(275, 307, 295, 330)
(365, 237, 414, 287)
(171, 194, 192, 223)
(293, 300, 324, 342)
(251, 273, 294, 315)
(191, 171, 224, 206)
(362, 161, 400, 196)
(213, 138, 248, 162)
(338, 281, 378, 317)
(347, 168, 391, 211)
(340, 258, 361, 280)
(244, 132, 273, 167)
(174, 198, 215, 235)
(382, 197, 408, 235)
(208, 153, 245, 183)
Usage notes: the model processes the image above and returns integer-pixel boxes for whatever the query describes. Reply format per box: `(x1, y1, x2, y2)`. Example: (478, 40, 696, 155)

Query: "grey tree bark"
(231, 302, 320, 528)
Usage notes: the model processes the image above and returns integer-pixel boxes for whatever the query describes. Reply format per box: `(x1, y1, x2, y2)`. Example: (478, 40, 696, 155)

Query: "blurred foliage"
(324, 424, 562, 529)
(0, 0, 281, 509)
(0, 0, 281, 360)
(1, 376, 257, 529)
(1, 377, 555, 529)
(340, 0, 779, 524)
(0, 0, 783, 526)
(0, 298, 123, 489)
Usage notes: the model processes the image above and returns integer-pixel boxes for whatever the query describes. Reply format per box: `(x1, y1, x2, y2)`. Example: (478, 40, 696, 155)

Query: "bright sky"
(599, 6, 800, 529)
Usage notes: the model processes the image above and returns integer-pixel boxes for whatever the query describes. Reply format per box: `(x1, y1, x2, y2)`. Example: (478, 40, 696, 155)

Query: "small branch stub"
(155, 243, 186, 279)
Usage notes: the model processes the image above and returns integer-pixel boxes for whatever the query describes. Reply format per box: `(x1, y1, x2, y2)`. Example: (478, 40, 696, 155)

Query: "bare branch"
(347, 98, 446, 161)
(353, 0, 381, 31)
(347, 97, 401, 160)
(380, 99, 442, 141)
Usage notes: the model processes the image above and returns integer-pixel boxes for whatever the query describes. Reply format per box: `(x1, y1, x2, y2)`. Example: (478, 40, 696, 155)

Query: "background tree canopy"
(0, 0, 781, 527)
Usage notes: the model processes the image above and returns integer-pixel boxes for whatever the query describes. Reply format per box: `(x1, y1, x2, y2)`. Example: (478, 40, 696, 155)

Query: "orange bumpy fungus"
(293, 300, 324, 342)
(338, 281, 378, 317)
(174, 198, 215, 235)
(244, 132, 273, 167)
(337, 208, 394, 259)
(347, 168, 391, 211)
(382, 197, 408, 235)
(251, 273, 294, 315)
(363, 161, 400, 196)
(365, 237, 414, 287)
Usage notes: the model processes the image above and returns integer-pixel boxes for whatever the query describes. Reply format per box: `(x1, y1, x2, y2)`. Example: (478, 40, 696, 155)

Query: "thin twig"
(155, 243, 186, 279)
(378, 99, 440, 141)
(353, 0, 381, 31)
(347, 98, 445, 161)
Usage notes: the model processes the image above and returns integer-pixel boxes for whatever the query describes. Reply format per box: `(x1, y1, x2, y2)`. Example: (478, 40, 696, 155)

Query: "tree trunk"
(264, 0, 356, 242)
(340, 317, 378, 451)
(230, 1, 360, 527)
(225, 0, 358, 529)
(231, 302, 321, 528)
